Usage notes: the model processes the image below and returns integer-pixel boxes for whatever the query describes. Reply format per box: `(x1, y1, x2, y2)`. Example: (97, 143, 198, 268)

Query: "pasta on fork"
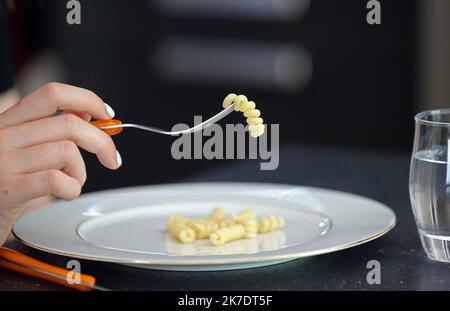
(223, 93, 265, 138)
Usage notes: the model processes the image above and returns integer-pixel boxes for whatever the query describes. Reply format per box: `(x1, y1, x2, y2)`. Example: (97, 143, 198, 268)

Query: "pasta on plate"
(166, 208, 285, 246)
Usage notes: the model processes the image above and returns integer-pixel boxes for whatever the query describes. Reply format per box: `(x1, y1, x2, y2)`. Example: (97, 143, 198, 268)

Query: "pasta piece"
(232, 208, 256, 223)
(248, 124, 265, 138)
(209, 224, 246, 246)
(244, 109, 261, 118)
(218, 218, 236, 228)
(223, 93, 238, 109)
(217, 209, 256, 228)
(202, 207, 225, 222)
(258, 215, 285, 234)
(165, 208, 286, 246)
(242, 219, 258, 238)
(222, 93, 265, 138)
(189, 219, 219, 239)
(167, 219, 196, 244)
(166, 215, 189, 230)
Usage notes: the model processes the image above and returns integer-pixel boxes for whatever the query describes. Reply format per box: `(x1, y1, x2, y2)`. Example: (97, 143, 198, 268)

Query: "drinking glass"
(410, 108, 450, 262)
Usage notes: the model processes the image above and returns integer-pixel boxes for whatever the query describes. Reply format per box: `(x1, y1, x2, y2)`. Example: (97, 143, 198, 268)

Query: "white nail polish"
(116, 150, 122, 168)
(105, 103, 115, 118)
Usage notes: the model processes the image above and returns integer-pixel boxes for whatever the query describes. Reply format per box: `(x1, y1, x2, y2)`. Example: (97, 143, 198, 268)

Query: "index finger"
(0, 83, 115, 128)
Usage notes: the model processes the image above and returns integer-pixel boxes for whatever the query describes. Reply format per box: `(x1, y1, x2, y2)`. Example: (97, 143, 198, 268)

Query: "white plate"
(13, 183, 396, 271)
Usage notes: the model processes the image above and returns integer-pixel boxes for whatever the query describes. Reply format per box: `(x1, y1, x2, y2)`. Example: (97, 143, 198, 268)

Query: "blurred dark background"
(3, 0, 449, 192)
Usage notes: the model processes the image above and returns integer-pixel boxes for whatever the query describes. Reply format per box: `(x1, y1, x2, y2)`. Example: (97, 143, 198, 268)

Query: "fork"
(90, 104, 235, 136)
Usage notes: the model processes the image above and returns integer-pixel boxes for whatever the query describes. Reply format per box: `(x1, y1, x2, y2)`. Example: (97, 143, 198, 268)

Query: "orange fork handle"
(0, 248, 96, 291)
(90, 119, 123, 136)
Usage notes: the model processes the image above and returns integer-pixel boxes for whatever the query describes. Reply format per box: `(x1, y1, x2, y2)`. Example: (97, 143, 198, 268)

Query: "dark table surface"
(2, 144, 449, 291)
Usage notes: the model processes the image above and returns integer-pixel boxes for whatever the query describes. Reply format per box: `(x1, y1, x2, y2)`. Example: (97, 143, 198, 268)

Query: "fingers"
(0, 83, 120, 210)
(2, 141, 87, 186)
(12, 170, 82, 204)
(61, 110, 92, 122)
(0, 113, 120, 170)
(0, 82, 115, 128)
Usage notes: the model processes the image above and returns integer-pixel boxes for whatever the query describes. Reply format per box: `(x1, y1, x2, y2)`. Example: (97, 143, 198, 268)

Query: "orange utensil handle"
(0, 248, 96, 291)
(91, 119, 123, 136)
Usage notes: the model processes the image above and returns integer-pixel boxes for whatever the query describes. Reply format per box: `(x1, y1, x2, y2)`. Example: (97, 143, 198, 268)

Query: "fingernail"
(105, 103, 115, 118)
(115, 150, 122, 168)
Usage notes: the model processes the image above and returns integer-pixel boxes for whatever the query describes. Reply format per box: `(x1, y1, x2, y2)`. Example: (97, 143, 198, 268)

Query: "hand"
(0, 82, 121, 245)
